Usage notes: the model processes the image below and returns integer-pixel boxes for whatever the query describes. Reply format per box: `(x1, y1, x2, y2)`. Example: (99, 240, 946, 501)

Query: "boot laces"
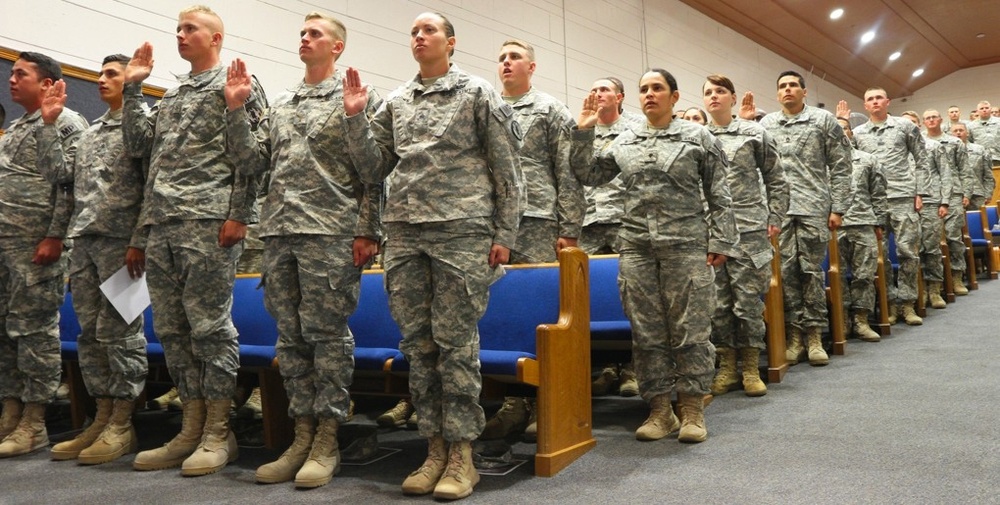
(442, 447, 467, 481)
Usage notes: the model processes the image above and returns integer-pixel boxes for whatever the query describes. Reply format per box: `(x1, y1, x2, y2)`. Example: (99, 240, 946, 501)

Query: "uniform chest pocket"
(159, 85, 225, 137)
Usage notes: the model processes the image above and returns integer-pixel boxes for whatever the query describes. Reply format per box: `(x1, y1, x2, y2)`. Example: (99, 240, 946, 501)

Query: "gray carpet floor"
(3, 279, 999, 504)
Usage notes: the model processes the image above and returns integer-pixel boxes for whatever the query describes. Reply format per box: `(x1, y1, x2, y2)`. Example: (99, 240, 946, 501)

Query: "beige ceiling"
(679, 0, 1000, 99)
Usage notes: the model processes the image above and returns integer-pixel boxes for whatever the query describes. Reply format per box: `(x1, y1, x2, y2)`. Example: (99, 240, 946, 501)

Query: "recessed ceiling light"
(830, 8, 844, 20)
(912, 68, 924, 77)
(861, 31, 876, 44)
(976, 33, 986, 38)
(889, 51, 901, 61)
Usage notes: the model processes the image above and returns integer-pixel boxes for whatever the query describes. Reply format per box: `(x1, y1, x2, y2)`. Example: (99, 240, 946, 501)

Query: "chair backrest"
(887, 231, 899, 266)
(588, 255, 627, 323)
(966, 211, 985, 240)
(478, 264, 562, 354)
(985, 206, 998, 230)
(231, 275, 278, 347)
(59, 289, 79, 343)
(348, 270, 405, 350)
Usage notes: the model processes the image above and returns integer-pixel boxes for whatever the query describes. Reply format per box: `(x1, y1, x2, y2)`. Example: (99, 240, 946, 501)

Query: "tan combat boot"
(927, 281, 947, 308)
(401, 435, 447, 495)
(785, 327, 805, 365)
(181, 399, 237, 476)
(51, 397, 113, 460)
(433, 440, 479, 500)
(853, 310, 881, 342)
(79, 398, 138, 465)
(710, 347, 739, 396)
(256, 416, 315, 484)
(635, 393, 680, 441)
(134, 398, 205, 471)
(953, 274, 969, 296)
(0, 398, 23, 440)
(618, 363, 639, 397)
(591, 365, 618, 396)
(677, 393, 707, 443)
(901, 302, 923, 325)
(294, 417, 340, 488)
(479, 397, 528, 439)
(739, 348, 767, 397)
(887, 301, 898, 325)
(806, 327, 829, 366)
(0, 403, 49, 457)
(377, 399, 414, 428)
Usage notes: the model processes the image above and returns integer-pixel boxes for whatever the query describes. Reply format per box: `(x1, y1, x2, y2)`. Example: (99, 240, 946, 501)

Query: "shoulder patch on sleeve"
(59, 122, 83, 138)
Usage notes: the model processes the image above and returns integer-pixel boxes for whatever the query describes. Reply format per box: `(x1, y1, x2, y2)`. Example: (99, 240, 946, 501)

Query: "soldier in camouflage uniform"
(968, 101, 1000, 165)
(924, 110, 972, 296)
(581, 78, 643, 400)
(760, 71, 852, 366)
(122, 6, 267, 476)
(899, 111, 949, 310)
(343, 12, 522, 500)
(225, 12, 382, 488)
(853, 88, 929, 326)
(571, 69, 738, 443)
(951, 123, 996, 210)
(0, 51, 87, 458)
(35, 54, 149, 465)
(833, 105, 888, 342)
(703, 74, 788, 397)
(482, 39, 584, 441)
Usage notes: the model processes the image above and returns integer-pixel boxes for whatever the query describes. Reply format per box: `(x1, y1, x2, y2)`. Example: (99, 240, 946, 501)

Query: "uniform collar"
(405, 64, 463, 95)
(294, 71, 341, 98)
(174, 64, 224, 88)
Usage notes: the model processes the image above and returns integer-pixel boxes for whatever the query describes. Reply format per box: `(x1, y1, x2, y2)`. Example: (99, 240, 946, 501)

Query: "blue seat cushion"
(389, 349, 536, 377)
(591, 320, 631, 341)
(355, 348, 402, 371)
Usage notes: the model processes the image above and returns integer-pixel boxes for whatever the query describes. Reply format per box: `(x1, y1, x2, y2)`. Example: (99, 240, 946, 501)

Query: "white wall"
(885, 62, 1000, 119)
(0, 0, 858, 117)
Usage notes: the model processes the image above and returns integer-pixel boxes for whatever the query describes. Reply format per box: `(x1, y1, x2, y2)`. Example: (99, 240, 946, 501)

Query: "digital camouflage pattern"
(965, 141, 996, 208)
(929, 133, 970, 275)
(917, 137, 948, 283)
(570, 120, 737, 399)
(0, 107, 86, 404)
(580, 111, 643, 254)
(707, 117, 788, 350)
(761, 106, 852, 330)
(839, 149, 887, 312)
(505, 88, 584, 262)
(228, 72, 384, 420)
(509, 217, 558, 263)
(345, 64, 521, 441)
(967, 116, 1000, 162)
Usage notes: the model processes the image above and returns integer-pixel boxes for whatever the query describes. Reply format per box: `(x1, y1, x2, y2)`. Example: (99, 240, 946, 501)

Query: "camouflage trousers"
(968, 196, 987, 211)
(69, 236, 147, 400)
(236, 224, 264, 274)
(942, 195, 967, 275)
(263, 235, 358, 421)
(510, 217, 558, 264)
(780, 215, 830, 331)
(884, 199, 921, 303)
(711, 231, 771, 350)
(146, 220, 240, 402)
(837, 226, 878, 312)
(917, 203, 944, 283)
(579, 223, 620, 255)
(618, 240, 716, 400)
(0, 238, 65, 404)
(384, 218, 498, 442)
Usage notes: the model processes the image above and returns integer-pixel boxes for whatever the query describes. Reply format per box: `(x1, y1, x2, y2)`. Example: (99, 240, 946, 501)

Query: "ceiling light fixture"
(976, 33, 986, 38)
(830, 8, 844, 20)
(861, 31, 876, 44)
(912, 68, 924, 77)
(889, 51, 901, 61)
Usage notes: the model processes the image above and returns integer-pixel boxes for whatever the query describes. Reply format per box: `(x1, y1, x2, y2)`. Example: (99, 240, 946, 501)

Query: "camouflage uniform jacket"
(927, 133, 971, 199)
(345, 64, 523, 248)
(760, 105, 852, 217)
(506, 87, 584, 238)
(0, 107, 86, 239)
(853, 115, 930, 200)
(842, 149, 888, 227)
(569, 120, 738, 256)
(968, 117, 1000, 162)
(706, 117, 788, 234)
(582, 111, 643, 226)
(226, 73, 382, 240)
(916, 136, 949, 204)
(38, 108, 148, 249)
(966, 142, 996, 199)
(122, 64, 266, 226)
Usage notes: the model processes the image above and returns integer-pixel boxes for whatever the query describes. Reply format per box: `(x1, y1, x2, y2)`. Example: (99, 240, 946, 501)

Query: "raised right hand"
(224, 58, 252, 111)
(738, 91, 756, 120)
(836, 100, 851, 119)
(344, 67, 369, 117)
(125, 42, 154, 83)
(40, 79, 67, 125)
(577, 92, 599, 129)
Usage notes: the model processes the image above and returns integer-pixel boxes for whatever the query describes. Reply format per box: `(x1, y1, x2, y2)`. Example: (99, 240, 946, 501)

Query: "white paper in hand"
(99, 266, 150, 324)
